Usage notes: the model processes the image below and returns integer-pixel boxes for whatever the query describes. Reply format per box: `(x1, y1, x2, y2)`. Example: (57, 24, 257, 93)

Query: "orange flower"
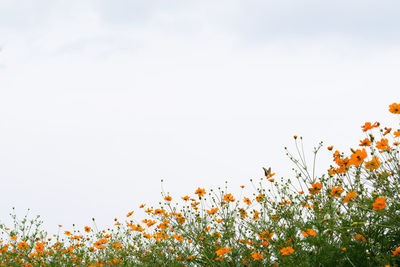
(342, 191, 357, 203)
(383, 127, 392, 136)
(35, 242, 44, 253)
(173, 234, 184, 242)
(126, 211, 134, 217)
(256, 194, 264, 202)
(10, 235, 17, 241)
(331, 186, 344, 197)
(365, 157, 381, 171)
(17, 241, 29, 251)
(164, 196, 172, 202)
(361, 122, 379, 132)
(206, 208, 219, 215)
(327, 146, 333, 150)
(349, 148, 367, 167)
(64, 231, 72, 236)
(376, 138, 391, 152)
(302, 228, 317, 237)
(84, 226, 91, 233)
(216, 247, 232, 256)
(309, 182, 322, 194)
(252, 252, 264, 261)
(353, 234, 366, 242)
(389, 103, 400, 114)
(222, 193, 235, 203)
(243, 197, 251, 205)
(195, 188, 206, 198)
(181, 196, 190, 201)
(394, 129, 400, 138)
(280, 246, 295, 255)
(253, 210, 260, 220)
(359, 138, 371, 147)
(391, 247, 400, 257)
(372, 197, 386, 210)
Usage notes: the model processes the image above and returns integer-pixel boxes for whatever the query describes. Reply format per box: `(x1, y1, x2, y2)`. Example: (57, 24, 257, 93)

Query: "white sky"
(1, 0, 399, 233)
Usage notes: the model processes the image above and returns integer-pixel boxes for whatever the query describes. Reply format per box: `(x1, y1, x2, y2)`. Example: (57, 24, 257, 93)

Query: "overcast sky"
(1, 0, 399, 233)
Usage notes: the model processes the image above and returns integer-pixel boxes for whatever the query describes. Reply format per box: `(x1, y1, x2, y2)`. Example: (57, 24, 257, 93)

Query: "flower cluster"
(0, 102, 399, 266)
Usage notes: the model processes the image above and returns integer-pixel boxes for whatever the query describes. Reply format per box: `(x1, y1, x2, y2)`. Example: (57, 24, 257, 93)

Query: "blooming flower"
(391, 247, 400, 257)
(364, 157, 381, 171)
(342, 191, 357, 203)
(216, 247, 232, 256)
(195, 188, 206, 198)
(349, 148, 367, 166)
(302, 228, 317, 237)
(331, 186, 344, 197)
(206, 208, 219, 215)
(222, 193, 235, 203)
(280, 246, 295, 255)
(361, 122, 379, 132)
(309, 182, 322, 194)
(372, 197, 386, 210)
(252, 252, 264, 260)
(389, 103, 400, 114)
(359, 138, 371, 147)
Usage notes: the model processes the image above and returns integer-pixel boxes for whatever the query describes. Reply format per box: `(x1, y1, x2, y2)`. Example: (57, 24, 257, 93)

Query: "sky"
(1, 0, 400, 233)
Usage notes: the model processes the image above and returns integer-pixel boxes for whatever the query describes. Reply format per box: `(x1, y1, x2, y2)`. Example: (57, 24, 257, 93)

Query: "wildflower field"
(1, 103, 400, 267)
